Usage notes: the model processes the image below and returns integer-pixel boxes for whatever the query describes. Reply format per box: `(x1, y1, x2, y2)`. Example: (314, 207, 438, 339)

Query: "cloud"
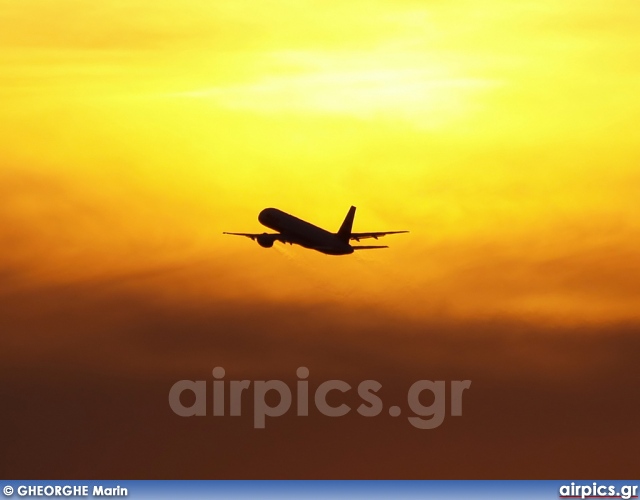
(1, 271, 639, 478)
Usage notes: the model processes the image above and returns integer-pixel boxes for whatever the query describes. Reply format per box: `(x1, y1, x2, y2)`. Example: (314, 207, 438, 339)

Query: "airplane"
(224, 206, 408, 255)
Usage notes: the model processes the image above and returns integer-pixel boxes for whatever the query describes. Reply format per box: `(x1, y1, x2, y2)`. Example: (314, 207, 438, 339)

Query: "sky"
(1, 0, 639, 478)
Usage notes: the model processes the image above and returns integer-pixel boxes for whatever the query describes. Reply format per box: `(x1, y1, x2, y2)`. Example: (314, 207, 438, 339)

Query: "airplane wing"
(349, 231, 409, 241)
(223, 232, 284, 241)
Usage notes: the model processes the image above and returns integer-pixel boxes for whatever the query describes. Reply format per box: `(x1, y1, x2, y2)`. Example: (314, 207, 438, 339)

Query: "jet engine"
(257, 233, 276, 248)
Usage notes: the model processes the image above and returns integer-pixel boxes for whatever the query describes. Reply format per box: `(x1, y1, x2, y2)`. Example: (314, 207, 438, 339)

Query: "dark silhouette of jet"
(224, 206, 408, 255)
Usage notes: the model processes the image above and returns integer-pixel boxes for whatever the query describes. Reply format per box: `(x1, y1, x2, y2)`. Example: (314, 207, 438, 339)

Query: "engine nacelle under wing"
(257, 233, 276, 248)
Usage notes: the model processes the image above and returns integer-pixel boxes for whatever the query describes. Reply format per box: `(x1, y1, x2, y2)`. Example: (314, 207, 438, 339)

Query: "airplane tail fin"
(337, 206, 356, 243)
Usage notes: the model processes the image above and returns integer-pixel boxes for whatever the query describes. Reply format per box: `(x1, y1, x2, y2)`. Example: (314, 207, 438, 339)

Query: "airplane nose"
(258, 208, 275, 225)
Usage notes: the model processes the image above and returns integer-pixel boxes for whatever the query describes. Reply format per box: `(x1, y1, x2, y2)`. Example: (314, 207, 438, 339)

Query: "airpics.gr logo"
(559, 482, 638, 499)
(168, 367, 471, 429)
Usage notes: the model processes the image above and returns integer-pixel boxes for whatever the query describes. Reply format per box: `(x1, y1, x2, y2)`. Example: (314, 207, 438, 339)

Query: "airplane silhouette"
(224, 206, 408, 255)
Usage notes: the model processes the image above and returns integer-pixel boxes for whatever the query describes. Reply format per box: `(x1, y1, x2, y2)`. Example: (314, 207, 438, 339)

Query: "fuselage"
(258, 208, 354, 255)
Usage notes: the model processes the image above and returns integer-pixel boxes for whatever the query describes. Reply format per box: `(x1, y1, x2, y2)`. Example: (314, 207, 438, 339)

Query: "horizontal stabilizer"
(350, 230, 408, 241)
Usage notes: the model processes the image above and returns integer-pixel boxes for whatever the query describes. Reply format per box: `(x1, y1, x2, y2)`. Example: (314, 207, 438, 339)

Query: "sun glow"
(171, 50, 500, 129)
(1, 0, 639, 324)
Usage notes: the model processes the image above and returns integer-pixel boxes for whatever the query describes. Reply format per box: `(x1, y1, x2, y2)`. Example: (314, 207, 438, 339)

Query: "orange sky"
(1, 0, 640, 324)
(2, 0, 640, 480)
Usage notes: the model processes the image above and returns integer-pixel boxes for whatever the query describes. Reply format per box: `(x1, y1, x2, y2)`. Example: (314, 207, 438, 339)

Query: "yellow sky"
(1, 0, 639, 324)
